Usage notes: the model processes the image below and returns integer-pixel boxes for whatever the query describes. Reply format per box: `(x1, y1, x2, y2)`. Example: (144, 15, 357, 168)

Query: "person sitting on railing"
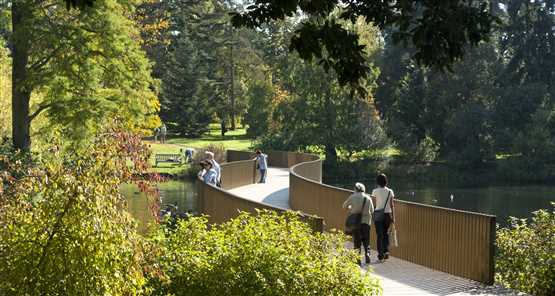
(371, 173, 396, 262)
(252, 149, 268, 183)
(343, 182, 374, 265)
(201, 161, 218, 186)
(205, 151, 221, 187)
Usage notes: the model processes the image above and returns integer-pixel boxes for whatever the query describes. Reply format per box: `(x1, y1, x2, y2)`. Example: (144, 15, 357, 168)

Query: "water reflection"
(121, 178, 554, 229)
(121, 180, 197, 230)
(332, 181, 555, 226)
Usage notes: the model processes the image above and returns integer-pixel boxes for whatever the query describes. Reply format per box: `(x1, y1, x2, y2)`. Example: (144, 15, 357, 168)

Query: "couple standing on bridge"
(343, 173, 396, 265)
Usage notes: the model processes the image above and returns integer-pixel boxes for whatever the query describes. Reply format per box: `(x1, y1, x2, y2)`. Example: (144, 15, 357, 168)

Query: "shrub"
(414, 136, 439, 163)
(147, 211, 382, 296)
(496, 203, 555, 296)
(0, 131, 157, 295)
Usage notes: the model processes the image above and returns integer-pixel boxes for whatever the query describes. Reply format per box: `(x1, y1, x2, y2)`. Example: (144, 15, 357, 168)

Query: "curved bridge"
(198, 150, 502, 295)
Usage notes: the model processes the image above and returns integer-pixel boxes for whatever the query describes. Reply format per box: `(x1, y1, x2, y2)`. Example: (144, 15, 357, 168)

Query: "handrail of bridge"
(289, 158, 496, 285)
(197, 152, 324, 232)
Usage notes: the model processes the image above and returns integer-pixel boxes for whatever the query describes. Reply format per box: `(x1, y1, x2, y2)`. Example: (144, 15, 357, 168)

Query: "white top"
(371, 186, 394, 213)
(209, 159, 221, 182)
(255, 154, 268, 170)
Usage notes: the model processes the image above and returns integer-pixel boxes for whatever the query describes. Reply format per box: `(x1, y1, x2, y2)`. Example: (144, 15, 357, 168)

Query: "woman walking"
(343, 182, 374, 265)
(371, 173, 395, 262)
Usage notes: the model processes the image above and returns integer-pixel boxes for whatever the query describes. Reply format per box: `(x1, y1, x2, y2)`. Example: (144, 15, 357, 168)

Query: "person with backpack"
(343, 182, 374, 265)
(371, 173, 396, 262)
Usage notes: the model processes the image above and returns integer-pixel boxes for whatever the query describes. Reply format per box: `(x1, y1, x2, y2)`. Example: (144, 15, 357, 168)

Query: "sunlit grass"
(145, 124, 255, 174)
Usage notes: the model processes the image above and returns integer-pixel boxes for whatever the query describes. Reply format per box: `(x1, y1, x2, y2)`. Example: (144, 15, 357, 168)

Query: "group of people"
(198, 151, 221, 186)
(197, 148, 393, 265)
(343, 173, 395, 265)
(198, 149, 268, 186)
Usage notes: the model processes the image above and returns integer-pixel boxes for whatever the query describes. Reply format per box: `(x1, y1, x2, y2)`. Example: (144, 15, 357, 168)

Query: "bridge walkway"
(228, 167, 523, 296)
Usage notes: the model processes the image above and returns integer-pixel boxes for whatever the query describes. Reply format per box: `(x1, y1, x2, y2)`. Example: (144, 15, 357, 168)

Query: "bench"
(155, 154, 182, 167)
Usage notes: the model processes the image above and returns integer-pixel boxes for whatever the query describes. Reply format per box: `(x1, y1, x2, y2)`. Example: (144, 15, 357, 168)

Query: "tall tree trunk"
(323, 89, 337, 167)
(229, 28, 236, 130)
(11, 3, 32, 152)
(325, 143, 338, 167)
(220, 118, 227, 137)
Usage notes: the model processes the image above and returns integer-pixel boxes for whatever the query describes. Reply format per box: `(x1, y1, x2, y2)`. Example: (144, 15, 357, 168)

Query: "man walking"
(253, 149, 268, 183)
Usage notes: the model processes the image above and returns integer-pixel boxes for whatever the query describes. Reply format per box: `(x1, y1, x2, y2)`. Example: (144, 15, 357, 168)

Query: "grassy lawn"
(166, 124, 253, 151)
(145, 124, 255, 175)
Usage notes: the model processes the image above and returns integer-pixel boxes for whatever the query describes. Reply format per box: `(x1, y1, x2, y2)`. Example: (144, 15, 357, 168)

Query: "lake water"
(330, 181, 555, 226)
(121, 180, 198, 230)
(122, 179, 554, 228)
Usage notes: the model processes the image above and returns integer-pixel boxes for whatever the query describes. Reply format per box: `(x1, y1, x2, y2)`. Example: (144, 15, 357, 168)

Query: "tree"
(268, 56, 387, 166)
(0, 36, 9, 138)
(8, 0, 159, 151)
(64, 0, 495, 93)
(161, 27, 212, 137)
(244, 79, 274, 138)
(492, 0, 555, 151)
(232, 0, 494, 90)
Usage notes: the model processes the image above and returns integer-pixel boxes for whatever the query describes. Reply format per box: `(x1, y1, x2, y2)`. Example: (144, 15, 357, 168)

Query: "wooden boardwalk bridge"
(198, 151, 523, 296)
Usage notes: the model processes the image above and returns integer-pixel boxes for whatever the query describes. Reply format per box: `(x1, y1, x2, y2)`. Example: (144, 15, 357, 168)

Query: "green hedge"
(147, 211, 382, 296)
(496, 203, 555, 296)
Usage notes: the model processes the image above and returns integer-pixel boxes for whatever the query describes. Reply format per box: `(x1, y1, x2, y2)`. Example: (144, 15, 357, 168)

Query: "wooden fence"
(289, 160, 496, 284)
(197, 151, 324, 232)
(200, 149, 495, 284)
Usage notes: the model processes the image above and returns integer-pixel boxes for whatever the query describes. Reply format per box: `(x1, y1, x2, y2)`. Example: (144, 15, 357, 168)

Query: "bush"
(0, 132, 157, 295)
(414, 136, 439, 163)
(496, 203, 555, 296)
(147, 211, 381, 296)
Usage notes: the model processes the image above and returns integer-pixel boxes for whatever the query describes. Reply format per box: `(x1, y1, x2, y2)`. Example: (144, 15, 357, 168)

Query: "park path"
(228, 168, 525, 296)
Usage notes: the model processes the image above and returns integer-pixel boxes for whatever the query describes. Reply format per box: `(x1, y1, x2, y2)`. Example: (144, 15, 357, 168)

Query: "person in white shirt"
(205, 151, 221, 187)
(253, 149, 268, 183)
(343, 182, 374, 265)
(371, 173, 396, 261)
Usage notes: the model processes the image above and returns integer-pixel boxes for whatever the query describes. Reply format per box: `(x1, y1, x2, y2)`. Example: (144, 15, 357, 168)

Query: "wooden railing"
(197, 151, 324, 232)
(200, 149, 495, 284)
(289, 160, 496, 284)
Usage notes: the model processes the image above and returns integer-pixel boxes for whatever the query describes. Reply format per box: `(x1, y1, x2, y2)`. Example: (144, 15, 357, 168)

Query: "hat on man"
(355, 182, 366, 193)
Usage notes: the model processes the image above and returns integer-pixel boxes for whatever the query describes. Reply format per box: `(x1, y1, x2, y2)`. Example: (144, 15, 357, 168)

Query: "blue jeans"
(259, 169, 267, 183)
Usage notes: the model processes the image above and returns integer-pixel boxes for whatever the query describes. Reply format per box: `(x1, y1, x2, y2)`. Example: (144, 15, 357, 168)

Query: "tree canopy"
(64, 0, 495, 91)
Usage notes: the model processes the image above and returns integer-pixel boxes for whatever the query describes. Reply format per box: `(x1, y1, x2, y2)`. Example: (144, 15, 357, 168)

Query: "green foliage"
(7, 0, 160, 150)
(376, 8, 554, 173)
(496, 203, 555, 296)
(244, 79, 274, 137)
(147, 211, 382, 296)
(232, 0, 493, 88)
(161, 28, 212, 137)
(0, 131, 158, 295)
(36, 0, 160, 140)
(413, 136, 440, 163)
(159, 0, 260, 136)
(250, 19, 388, 165)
